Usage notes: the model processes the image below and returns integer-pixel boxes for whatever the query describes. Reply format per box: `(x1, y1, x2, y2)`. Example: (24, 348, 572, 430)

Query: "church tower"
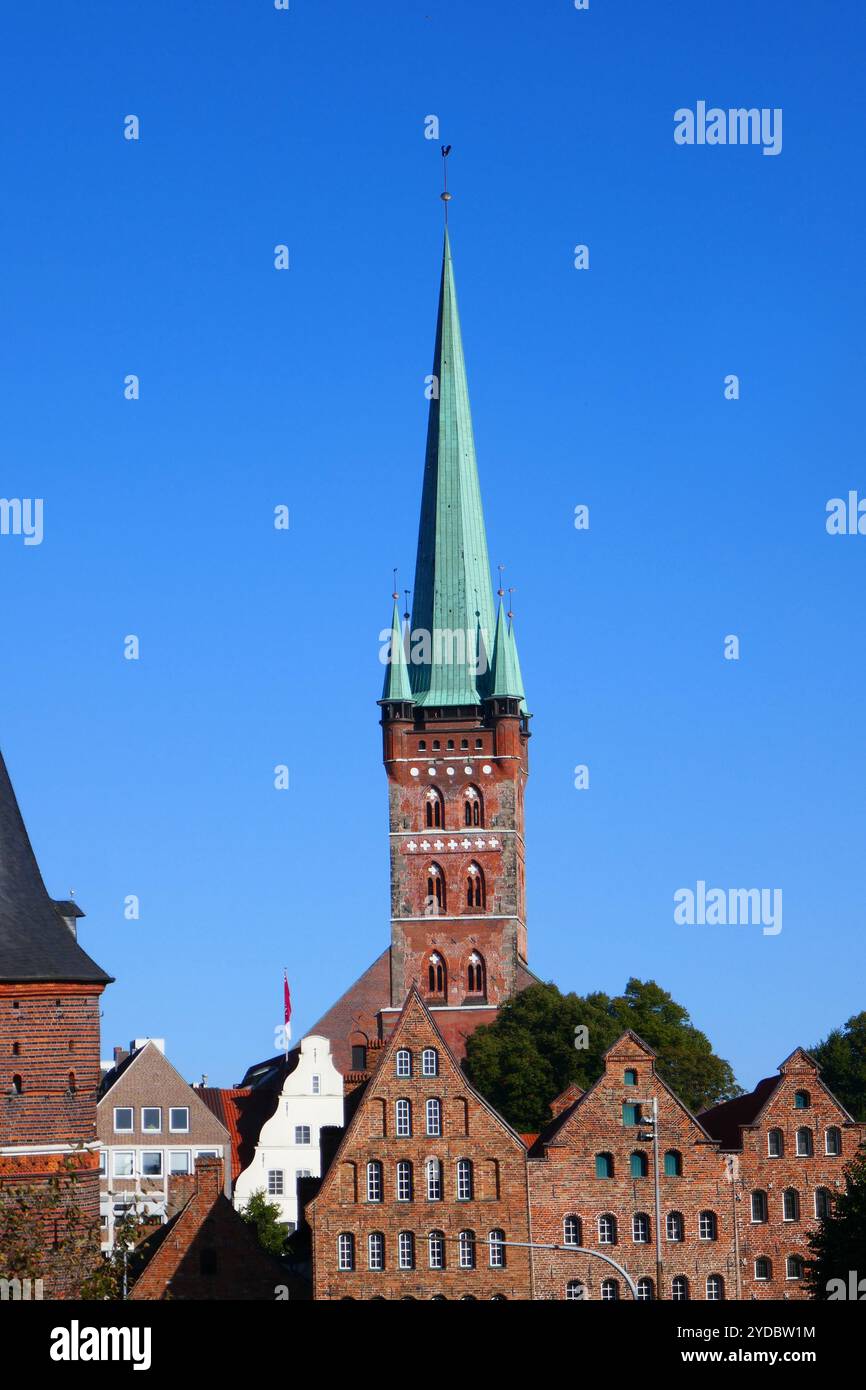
(380, 227, 531, 1056)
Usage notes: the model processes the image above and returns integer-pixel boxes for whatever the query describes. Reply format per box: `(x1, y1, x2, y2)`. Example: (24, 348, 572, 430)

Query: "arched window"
(637, 1277, 654, 1301)
(671, 1275, 689, 1301)
(796, 1127, 813, 1157)
(426, 864, 446, 914)
(698, 1211, 717, 1241)
(595, 1152, 613, 1179)
(794, 1089, 810, 1109)
(426, 1098, 442, 1137)
(706, 1274, 724, 1301)
(422, 1047, 439, 1077)
(428, 1230, 445, 1269)
(466, 863, 485, 909)
(664, 1149, 682, 1177)
(368, 1232, 385, 1270)
(366, 1161, 383, 1203)
(632, 1213, 650, 1244)
(563, 1214, 581, 1247)
(11, 1074, 23, 1094)
(466, 951, 486, 995)
(337, 1233, 354, 1271)
(566, 1280, 586, 1300)
(395, 1048, 412, 1078)
(768, 1128, 783, 1157)
(464, 786, 483, 827)
(783, 1189, 800, 1222)
(825, 1126, 842, 1156)
(425, 787, 444, 829)
(395, 1099, 412, 1138)
(630, 1151, 648, 1178)
(815, 1187, 832, 1219)
(458, 1230, 476, 1269)
(600, 1279, 619, 1301)
(786, 1255, 804, 1281)
(597, 1213, 616, 1245)
(426, 1158, 443, 1201)
(398, 1231, 415, 1270)
(754, 1257, 771, 1282)
(488, 1230, 505, 1268)
(396, 1160, 413, 1202)
(666, 1211, 684, 1242)
(751, 1190, 768, 1223)
(456, 1158, 473, 1201)
(427, 952, 446, 997)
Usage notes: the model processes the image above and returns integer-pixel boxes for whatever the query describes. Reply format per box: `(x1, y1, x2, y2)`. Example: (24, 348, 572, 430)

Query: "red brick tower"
(0, 747, 112, 1295)
(379, 227, 532, 1058)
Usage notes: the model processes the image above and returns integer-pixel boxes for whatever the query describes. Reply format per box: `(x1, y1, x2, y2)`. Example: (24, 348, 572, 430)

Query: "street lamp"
(636, 1096, 664, 1300)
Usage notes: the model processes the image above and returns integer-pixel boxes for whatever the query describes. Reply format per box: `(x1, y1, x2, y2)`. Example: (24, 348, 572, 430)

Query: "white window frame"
(169, 1150, 191, 1176)
(366, 1161, 382, 1203)
(396, 1049, 412, 1079)
(140, 1149, 164, 1178)
(428, 1230, 445, 1269)
(782, 1190, 800, 1222)
(456, 1158, 473, 1202)
(698, 1211, 716, 1241)
(368, 1232, 384, 1271)
(563, 1215, 580, 1247)
(597, 1213, 615, 1245)
(267, 1169, 285, 1196)
(754, 1258, 770, 1282)
(458, 1230, 475, 1269)
(294, 1125, 311, 1145)
(795, 1127, 813, 1157)
(426, 1158, 442, 1202)
(311, 1075, 321, 1095)
(632, 1213, 650, 1244)
(113, 1107, 133, 1134)
(825, 1127, 841, 1156)
(706, 1274, 724, 1301)
(337, 1233, 354, 1272)
(422, 1048, 438, 1078)
(395, 1099, 411, 1138)
(398, 1231, 414, 1270)
(169, 1107, 190, 1134)
(426, 1098, 441, 1137)
(112, 1149, 134, 1178)
(666, 1211, 684, 1242)
(396, 1161, 412, 1203)
(767, 1129, 783, 1157)
(141, 1107, 162, 1133)
(488, 1230, 505, 1268)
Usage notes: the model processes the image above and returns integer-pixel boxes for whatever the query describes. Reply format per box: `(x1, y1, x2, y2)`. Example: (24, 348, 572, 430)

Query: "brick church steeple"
(379, 227, 532, 1054)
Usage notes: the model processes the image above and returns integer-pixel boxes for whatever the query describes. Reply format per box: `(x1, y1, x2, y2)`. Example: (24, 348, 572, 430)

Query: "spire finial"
(507, 585, 515, 621)
(440, 144, 452, 223)
(392, 566, 399, 601)
(403, 588, 411, 623)
(497, 562, 505, 599)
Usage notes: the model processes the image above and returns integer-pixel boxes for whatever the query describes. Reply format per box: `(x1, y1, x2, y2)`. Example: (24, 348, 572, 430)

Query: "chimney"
(113, 1046, 129, 1067)
(193, 1155, 223, 1204)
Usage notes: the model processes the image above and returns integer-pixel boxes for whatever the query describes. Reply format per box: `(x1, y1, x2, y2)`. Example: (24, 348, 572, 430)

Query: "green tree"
(464, 978, 741, 1131)
(0, 1157, 125, 1298)
(811, 1012, 866, 1122)
(238, 1188, 288, 1257)
(806, 1144, 866, 1298)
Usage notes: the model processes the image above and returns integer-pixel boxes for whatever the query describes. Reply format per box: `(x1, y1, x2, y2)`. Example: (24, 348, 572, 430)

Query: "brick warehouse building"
(0, 746, 112, 1296)
(306, 988, 533, 1300)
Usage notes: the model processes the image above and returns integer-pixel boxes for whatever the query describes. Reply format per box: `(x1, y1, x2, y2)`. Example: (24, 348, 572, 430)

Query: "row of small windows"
(767, 1127, 841, 1156)
(424, 787, 484, 828)
(751, 1187, 833, 1222)
(395, 1048, 439, 1078)
(565, 1276, 725, 1301)
(755, 1256, 806, 1281)
(338, 1229, 505, 1272)
(426, 951, 485, 996)
(595, 1150, 683, 1178)
(425, 866, 487, 914)
(366, 1157, 476, 1202)
(562, 1210, 718, 1246)
(417, 739, 484, 753)
(8, 1072, 77, 1095)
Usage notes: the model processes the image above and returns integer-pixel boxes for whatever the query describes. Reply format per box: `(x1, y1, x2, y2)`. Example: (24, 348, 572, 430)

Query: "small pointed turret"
(489, 597, 522, 700)
(380, 597, 413, 704)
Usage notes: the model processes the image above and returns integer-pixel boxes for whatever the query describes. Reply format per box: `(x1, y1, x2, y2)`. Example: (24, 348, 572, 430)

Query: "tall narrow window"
(337, 1233, 354, 1271)
(630, 1151, 648, 1178)
(754, 1258, 771, 1282)
(597, 1213, 616, 1245)
(464, 786, 483, 827)
(563, 1215, 581, 1247)
(67, 1071, 76, 1093)
(458, 1230, 475, 1269)
(664, 1150, 682, 1177)
(11, 1074, 22, 1094)
(706, 1274, 724, 1301)
(489, 1230, 505, 1268)
(698, 1211, 717, 1241)
(466, 951, 486, 995)
(786, 1256, 804, 1281)
(783, 1189, 800, 1222)
(426, 1098, 442, 1137)
(671, 1276, 689, 1301)
(666, 1211, 684, 1242)
(368, 1232, 384, 1271)
(632, 1213, 650, 1244)
(796, 1127, 813, 1157)
(595, 1153, 613, 1179)
(768, 1128, 783, 1157)
(427, 952, 446, 997)
(425, 788, 444, 828)
(426, 1158, 442, 1202)
(396, 1049, 412, 1078)
(422, 1048, 439, 1077)
(428, 1230, 445, 1269)
(466, 863, 485, 909)
(751, 1190, 768, 1223)
(825, 1127, 841, 1156)
(601, 1279, 619, 1301)
(815, 1188, 832, 1219)
(395, 1099, 411, 1138)
(456, 1158, 473, 1201)
(637, 1278, 654, 1301)
(366, 1161, 382, 1202)
(426, 864, 445, 914)
(398, 1231, 415, 1270)
(396, 1161, 413, 1202)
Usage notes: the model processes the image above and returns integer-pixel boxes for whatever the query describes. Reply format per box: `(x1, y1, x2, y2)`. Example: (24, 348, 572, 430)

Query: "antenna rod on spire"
(440, 144, 452, 223)
(497, 562, 506, 599)
(392, 567, 399, 601)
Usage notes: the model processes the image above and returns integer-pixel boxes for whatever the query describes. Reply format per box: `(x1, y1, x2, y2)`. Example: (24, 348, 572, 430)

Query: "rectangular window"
(398, 1232, 414, 1270)
(368, 1233, 384, 1271)
(113, 1150, 134, 1177)
(311, 1075, 321, 1095)
(268, 1170, 285, 1196)
(169, 1151, 191, 1175)
(98, 1149, 107, 1175)
(140, 1151, 163, 1177)
(141, 1107, 162, 1132)
(113, 1107, 133, 1133)
(169, 1107, 189, 1133)
(294, 1126, 311, 1145)
(395, 1100, 411, 1137)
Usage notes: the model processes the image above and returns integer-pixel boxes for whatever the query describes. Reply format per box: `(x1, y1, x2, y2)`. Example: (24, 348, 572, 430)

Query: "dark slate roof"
(0, 747, 111, 984)
(698, 1076, 781, 1149)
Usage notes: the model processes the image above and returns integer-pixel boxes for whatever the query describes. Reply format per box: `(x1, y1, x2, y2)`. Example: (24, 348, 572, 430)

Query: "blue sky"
(1, 0, 864, 1090)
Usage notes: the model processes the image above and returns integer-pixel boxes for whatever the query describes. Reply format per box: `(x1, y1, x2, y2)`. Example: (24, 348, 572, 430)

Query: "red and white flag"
(283, 970, 292, 1055)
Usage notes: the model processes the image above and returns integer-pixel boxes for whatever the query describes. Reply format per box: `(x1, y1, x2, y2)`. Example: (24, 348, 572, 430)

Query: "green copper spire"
(489, 597, 522, 699)
(508, 611, 528, 715)
(381, 598, 413, 703)
(409, 228, 496, 706)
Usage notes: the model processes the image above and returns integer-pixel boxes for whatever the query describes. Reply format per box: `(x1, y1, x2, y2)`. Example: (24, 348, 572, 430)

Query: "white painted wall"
(233, 1034, 344, 1230)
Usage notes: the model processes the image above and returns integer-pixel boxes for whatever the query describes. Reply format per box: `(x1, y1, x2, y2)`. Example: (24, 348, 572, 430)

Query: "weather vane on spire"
(440, 144, 452, 222)
(507, 585, 516, 621)
(392, 567, 399, 601)
(497, 562, 506, 599)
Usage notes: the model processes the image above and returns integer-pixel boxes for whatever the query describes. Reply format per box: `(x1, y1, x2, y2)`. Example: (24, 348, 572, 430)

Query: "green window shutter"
(624, 1069, 637, 1086)
(622, 1103, 639, 1126)
(595, 1153, 611, 1178)
(664, 1151, 681, 1177)
(630, 1153, 646, 1178)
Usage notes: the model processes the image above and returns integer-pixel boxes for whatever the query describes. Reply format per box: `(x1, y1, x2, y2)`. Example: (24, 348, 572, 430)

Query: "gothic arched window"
(466, 863, 485, 909)
(466, 951, 486, 996)
(464, 786, 483, 827)
(426, 864, 445, 914)
(427, 952, 446, 997)
(425, 788, 444, 829)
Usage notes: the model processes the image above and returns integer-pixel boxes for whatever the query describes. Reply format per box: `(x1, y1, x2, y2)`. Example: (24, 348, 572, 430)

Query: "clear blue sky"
(2, 0, 864, 1090)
